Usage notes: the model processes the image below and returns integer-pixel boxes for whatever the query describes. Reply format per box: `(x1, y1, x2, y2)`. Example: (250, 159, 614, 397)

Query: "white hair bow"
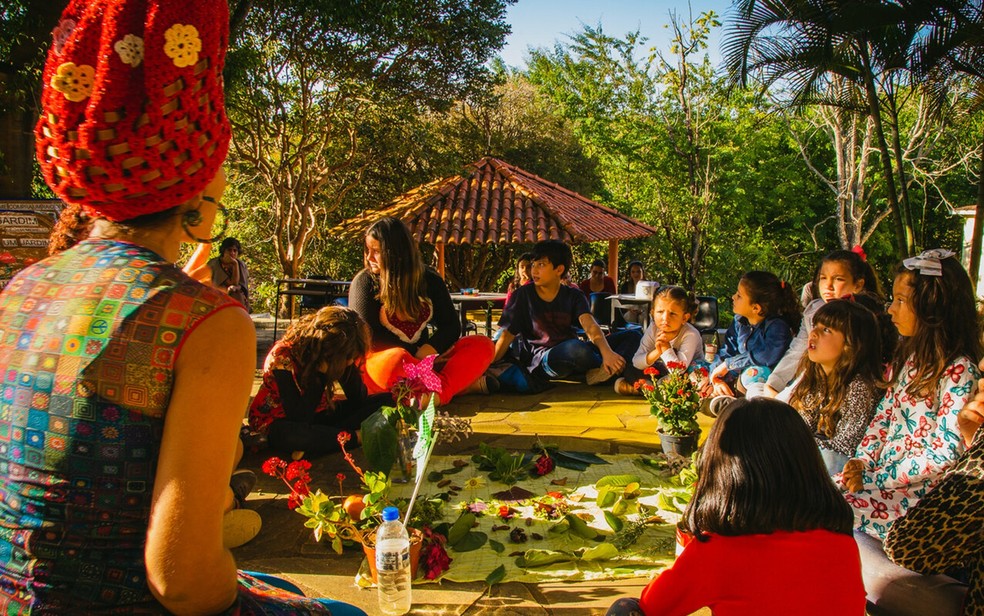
(902, 248, 955, 277)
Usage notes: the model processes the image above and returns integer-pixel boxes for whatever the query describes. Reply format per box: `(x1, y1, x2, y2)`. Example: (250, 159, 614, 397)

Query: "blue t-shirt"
(498, 283, 590, 368)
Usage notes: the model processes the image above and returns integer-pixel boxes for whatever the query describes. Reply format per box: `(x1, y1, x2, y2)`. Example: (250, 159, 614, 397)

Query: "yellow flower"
(114, 34, 144, 67)
(50, 62, 94, 102)
(463, 476, 486, 490)
(163, 24, 201, 68)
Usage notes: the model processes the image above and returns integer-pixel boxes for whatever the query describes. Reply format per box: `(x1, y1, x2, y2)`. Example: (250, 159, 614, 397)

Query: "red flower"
(337, 432, 352, 446)
(534, 455, 555, 476)
(336, 472, 346, 483)
(643, 366, 659, 376)
(633, 380, 644, 390)
(421, 535, 452, 580)
(292, 480, 310, 496)
(642, 384, 655, 392)
(498, 505, 514, 520)
(285, 460, 312, 482)
(261, 457, 287, 477)
(676, 389, 685, 396)
(546, 491, 564, 499)
(287, 492, 304, 511)
(665, 361, 686, 371)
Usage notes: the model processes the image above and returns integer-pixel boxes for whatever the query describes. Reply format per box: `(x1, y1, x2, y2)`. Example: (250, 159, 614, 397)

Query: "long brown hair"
(684, 398, 853, 540)
(740, 270, 802, 333)
(365, 217, 427, 320)
(789, 299, 885, 437)
(280, 307, 370, 392)
(890, 257, 983, 400)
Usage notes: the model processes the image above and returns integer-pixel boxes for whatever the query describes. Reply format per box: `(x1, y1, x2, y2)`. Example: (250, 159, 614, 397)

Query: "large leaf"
(552, 457, 589, 472)
(452, 531, 488, 552)
(595, 474, 641, 488)
(553, 450, 609, 465)
(604, 511, 624, 532)
(489, 538, 505, 554)
(448, 512, 476, 546)
(491, 486, 536, 501)
(514, 549, 574, 568)
(485, 564, 506, 587)
(578, 542, 619, 561)
(360, 410, 398, 474)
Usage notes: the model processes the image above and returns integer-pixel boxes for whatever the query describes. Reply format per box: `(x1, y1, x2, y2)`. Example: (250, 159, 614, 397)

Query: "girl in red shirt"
(608, 398, 866, 616)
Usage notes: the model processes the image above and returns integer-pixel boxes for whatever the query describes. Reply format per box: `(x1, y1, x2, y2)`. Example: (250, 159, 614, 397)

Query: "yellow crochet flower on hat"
(163, 24, 201, 68)
(51, 62, 94, 102)
(114, 34, 144, 67)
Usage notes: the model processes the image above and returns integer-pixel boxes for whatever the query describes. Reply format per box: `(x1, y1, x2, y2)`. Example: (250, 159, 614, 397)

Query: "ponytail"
(741, 271, 802, 334)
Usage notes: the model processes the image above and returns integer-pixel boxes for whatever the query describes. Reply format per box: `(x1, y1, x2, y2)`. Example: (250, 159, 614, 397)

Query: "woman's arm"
(424, 270, 462, 354)
(145, 307, 255, 614)
(827, 378, 879, 456)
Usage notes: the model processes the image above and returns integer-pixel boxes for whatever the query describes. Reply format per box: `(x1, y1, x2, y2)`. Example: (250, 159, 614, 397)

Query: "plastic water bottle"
(376, 506, 411, 615)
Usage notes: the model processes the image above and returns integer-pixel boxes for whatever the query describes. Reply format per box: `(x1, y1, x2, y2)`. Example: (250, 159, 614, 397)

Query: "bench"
(274, 278, 351, 337)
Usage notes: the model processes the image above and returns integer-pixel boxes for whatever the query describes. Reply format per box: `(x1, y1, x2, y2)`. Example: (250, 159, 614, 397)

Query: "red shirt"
(578, 276, 616, 296)
(639, 530, 865, 616)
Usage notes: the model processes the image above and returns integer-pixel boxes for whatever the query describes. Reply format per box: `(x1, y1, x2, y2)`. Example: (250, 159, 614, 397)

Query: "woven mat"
(356, 453, 692, 586)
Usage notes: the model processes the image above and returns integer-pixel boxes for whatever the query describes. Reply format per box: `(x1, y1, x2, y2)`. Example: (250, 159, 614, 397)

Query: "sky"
(498, 0, 734, 70)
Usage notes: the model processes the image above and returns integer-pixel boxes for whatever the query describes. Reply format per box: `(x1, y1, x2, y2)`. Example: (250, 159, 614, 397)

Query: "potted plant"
(635, 362, 708, 456)
(263, 432, 445, 582)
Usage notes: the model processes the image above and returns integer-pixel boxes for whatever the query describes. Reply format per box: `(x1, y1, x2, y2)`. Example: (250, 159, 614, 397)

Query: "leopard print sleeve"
(825, 377, 880, 457)
(883, 433, 983, 612)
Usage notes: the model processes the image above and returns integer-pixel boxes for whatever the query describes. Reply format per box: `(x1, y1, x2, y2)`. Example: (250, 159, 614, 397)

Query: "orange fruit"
(343, 494, 366, 520)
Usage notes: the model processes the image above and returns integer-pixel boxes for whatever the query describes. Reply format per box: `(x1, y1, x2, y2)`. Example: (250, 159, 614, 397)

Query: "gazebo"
(334, 157, 657, 286)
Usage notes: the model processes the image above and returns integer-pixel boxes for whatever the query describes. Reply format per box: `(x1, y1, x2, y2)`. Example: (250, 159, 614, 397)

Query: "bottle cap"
(382, 506, 399, 522)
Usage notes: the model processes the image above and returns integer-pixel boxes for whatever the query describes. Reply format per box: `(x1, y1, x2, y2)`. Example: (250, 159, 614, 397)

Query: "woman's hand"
(957, 378, 984, 447)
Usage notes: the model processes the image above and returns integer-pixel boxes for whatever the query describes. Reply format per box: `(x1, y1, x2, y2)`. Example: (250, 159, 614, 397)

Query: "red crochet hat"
(35, 0, 231, 222)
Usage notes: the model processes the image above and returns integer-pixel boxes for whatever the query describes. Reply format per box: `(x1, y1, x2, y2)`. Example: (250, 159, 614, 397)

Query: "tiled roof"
(334, 157, 657, 244)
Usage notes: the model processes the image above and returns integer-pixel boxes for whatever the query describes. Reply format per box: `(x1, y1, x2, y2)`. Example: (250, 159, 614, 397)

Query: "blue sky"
(499, 0, 734, 69)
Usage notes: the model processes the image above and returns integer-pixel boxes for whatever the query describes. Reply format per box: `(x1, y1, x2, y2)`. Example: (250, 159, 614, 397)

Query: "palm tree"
(723, 0, 932, 257)
(911, 0, 984, 283)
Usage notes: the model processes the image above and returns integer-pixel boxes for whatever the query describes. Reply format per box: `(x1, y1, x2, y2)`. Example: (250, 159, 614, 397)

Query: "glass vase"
(393, 418, 418, 484)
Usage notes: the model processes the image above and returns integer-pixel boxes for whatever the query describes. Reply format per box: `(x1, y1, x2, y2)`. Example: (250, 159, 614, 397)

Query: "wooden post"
(436, 242, 445, 279)
(608, 239, 619, 289)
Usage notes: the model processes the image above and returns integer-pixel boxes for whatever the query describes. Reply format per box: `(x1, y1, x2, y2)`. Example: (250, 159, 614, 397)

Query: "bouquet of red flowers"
(636, 362, 707, 436)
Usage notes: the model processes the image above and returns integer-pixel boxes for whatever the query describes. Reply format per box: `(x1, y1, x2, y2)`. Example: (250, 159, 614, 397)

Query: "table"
(274, 278, 351, 337)
(449, 292, 508, 336)
(609, 294, 652, 329)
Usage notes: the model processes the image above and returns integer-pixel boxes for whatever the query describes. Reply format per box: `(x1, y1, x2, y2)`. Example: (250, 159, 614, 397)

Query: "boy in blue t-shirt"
(494, 240, 641, 384)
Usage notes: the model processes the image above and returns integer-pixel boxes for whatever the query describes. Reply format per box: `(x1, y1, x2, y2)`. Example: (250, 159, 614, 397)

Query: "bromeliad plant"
(637, 362, 707, 436)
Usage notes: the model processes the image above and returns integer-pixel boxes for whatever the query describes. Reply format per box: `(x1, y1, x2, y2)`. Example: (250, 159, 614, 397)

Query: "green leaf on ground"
(489, 538, 505, 553)
(604, 511, 624, 532)
(448, 512, 476, 546)
(452, 531, 488, 552)
(578, 542, 619, 561)
(515, 549, 574, 568)
(485, 564, 506, 587)
(554, 450, 609, 465)
(596, 474, 641, 488)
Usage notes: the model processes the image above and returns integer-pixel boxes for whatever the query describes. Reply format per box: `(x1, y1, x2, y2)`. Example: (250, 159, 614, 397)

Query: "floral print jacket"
(839, 356, 979, 540)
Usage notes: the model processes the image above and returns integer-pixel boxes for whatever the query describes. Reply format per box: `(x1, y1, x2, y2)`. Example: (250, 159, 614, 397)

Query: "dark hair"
(890, 254, 983, 399)
(818, 249, 884, 300)
(590, 259, 606, 270)
(219, 237, 242, 255)
(653, 285, 698, 315)
(48, 202, 93, 255)
(281, 306, 370, 393)
(365, 216, 427, 320)
(789, 299, 886, 437)
(740, 271, 802, 333)
(531, 240, 572, 277)
(684, 398, 854, 540)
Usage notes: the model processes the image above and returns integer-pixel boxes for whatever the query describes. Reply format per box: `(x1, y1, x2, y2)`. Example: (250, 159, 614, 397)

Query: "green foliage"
(471, 443, 534, 485)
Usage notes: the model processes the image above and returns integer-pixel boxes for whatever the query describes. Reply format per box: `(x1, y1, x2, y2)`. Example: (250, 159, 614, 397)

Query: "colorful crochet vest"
(0, 240, 237, 612)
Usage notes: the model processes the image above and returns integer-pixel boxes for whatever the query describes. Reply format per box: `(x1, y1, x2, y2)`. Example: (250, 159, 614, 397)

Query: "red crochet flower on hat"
(35, 0, 231, 222)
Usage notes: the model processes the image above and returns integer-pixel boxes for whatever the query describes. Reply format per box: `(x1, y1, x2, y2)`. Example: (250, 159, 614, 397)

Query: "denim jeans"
(540, 329, 642, 379)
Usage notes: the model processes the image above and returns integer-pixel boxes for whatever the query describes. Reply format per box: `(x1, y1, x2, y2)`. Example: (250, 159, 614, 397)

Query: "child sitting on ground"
(705, 271, 801, 400)
(493, 240, 641, 388)
(249, 307, 392, 459)
(787, 298, 889, 475)
(613, 286, 702, 396)
(606, 398, 865, 615)
(839, 249, 981, 541)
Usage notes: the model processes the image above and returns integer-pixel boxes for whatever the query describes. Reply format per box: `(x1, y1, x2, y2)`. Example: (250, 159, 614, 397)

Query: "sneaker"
(613, 377, 639, 396)
(223, 509, 262, 548)
(479, 374, 501, 395)
(230, 469, 257, 509)
(702, 395, 736, 418)
(586, 366, 614, 386)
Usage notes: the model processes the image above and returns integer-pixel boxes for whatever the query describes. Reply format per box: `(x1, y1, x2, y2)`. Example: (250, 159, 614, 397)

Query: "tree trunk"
(970, 136, 984, 290)
(859, 46, 913, 257)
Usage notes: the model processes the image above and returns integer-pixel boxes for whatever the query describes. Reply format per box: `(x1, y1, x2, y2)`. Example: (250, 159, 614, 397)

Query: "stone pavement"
(236, 316, 713, 615)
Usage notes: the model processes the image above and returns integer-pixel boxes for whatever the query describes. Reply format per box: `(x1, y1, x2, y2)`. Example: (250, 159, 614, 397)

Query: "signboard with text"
(0, 200, 63, 290)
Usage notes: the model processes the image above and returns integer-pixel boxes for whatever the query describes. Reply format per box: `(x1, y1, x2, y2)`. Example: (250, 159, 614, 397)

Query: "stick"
(403, 429, 439, 528)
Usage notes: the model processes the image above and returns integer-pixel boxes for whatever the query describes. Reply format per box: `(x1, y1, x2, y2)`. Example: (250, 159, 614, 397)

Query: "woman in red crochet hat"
(0, 0, 364, 614)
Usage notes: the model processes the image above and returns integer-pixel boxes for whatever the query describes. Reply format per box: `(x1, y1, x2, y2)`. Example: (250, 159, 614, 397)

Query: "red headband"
(35, 0, 231, 222)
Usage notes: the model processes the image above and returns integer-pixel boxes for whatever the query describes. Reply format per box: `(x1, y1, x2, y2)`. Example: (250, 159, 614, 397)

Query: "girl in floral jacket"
(839, 250, 981, 540)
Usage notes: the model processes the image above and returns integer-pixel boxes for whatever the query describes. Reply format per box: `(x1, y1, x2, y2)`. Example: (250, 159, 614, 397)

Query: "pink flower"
(403, 354, 443, 394)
